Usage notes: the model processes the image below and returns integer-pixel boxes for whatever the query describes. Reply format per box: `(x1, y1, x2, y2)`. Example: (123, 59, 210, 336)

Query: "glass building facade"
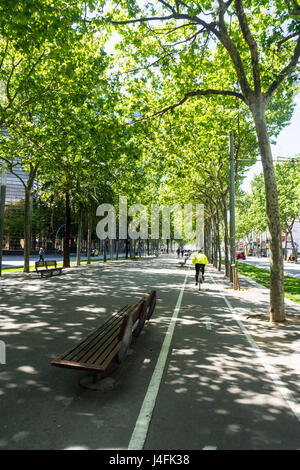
(3, 165, 28, 251)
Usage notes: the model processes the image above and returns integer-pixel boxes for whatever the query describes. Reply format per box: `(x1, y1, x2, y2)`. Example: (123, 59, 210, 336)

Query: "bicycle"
(195, 263, 205, 290)
(198, 274, 204, 290)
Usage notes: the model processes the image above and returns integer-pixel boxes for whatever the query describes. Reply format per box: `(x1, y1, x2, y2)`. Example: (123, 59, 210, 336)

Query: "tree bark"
(221, 196, 230, 277)
(76, 210, 82, 266)
(87, 211, 92, 265)
(251, 98, 285, 321)
(63, 191, 71, 268)
(288, 222, 298, 262)
(23, 187, 32, 273)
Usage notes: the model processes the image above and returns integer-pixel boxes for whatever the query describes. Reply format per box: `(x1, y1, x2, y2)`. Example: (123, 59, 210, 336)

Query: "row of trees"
(0, 1, 299, 322)
(236, 158, 300, 260)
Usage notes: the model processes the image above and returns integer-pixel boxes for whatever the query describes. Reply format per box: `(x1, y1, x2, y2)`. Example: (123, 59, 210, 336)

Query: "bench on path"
(51, 291, 156, 385)
(35, 260, 63, 278)
(178, 257, 187, 267)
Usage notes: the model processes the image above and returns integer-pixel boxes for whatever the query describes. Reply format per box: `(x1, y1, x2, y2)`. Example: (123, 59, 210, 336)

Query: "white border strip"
(209, 272, 300, 424)
(128, 271, 189, 450)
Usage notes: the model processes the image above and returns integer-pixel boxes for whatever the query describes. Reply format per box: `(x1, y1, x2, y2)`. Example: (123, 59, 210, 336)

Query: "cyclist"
(192, 249, 208, 285)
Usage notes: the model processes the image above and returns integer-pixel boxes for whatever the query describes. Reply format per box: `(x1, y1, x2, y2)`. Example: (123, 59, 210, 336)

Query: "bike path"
(0, 255, 299, 450)
(141, 263, 300, 450)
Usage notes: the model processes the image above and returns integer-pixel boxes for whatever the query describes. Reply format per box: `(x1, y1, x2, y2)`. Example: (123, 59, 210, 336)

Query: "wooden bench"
(35, 260, 63, 278)
(51, 290, 156, 377)
(178, 257, 187, 267)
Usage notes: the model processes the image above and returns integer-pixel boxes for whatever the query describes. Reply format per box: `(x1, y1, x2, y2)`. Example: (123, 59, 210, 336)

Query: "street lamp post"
(229, 131, 235, 282)
(0, 164, 7, 277)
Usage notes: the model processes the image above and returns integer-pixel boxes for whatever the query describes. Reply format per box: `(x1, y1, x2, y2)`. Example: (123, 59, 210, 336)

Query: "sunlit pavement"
(1, 253, 120, 269)
(0, 255, 299, 450)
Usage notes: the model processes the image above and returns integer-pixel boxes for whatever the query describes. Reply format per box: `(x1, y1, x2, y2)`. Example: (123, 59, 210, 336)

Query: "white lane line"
(128, 270, 189, 450)
(202, 316, 212, 330)
(209, 272, 300, 425)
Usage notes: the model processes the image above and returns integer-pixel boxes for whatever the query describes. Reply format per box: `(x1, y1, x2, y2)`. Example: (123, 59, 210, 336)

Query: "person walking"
(39, 247, 45, 262)
(176, 247, 180, 258)
(192, 249, 208, 285)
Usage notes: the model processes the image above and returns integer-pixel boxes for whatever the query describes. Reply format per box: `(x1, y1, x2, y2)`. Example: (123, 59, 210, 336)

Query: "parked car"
(236, 251, 246, 260)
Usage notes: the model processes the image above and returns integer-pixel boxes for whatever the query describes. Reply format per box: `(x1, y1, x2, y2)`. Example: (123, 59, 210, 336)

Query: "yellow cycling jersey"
(192, 253, 208, 266)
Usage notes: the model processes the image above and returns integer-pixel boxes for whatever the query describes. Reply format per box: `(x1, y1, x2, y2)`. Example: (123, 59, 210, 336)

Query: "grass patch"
(236, 261, 300, 305)
(1, 255, 128, 274)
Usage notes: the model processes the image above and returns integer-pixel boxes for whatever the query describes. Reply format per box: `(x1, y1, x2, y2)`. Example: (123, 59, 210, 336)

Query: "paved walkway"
(0, 255, 299, 450)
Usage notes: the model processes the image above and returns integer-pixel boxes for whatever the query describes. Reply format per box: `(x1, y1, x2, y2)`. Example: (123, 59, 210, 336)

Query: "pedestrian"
(39, 247, 45, 261)
(181, 247, 184, 257)
(176, 247, 180, 258)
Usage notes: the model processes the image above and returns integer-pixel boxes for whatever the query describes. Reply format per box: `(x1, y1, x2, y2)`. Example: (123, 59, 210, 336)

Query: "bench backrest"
(46, 260, 57, 268)
(35, 261, 46, 270)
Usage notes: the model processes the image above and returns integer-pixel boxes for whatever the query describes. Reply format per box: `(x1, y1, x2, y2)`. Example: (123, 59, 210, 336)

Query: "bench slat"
(97, 339, 121, 370)
(79, 320, 125, 364)
(61, 306, 130, 362)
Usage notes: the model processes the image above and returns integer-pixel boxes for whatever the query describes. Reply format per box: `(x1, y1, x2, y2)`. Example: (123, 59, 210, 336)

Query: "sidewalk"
(0, 255, 299, 450)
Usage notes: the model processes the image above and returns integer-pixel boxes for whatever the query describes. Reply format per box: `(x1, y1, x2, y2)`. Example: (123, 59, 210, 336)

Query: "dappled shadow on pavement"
(0, 256, 299, 450)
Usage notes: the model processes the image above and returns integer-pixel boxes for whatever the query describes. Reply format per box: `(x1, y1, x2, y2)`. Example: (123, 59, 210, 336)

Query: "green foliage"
(236, 156, 300, 236)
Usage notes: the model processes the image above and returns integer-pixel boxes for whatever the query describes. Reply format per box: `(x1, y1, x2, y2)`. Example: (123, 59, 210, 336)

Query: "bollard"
(231, 263, 240, 290)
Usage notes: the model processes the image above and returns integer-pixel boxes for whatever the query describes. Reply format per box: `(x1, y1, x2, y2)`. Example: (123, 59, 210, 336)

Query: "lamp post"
(0, 164, 7, 277)
(229, 131, 235, 282)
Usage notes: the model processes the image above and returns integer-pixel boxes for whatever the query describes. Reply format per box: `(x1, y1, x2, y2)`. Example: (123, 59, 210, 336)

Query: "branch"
(276, 31, 300, 50)
(0, 39, 9, 71)
(215, 1, 252, 99)
(149, 88, 246, 119)
(265, 33, 300, 102)
(234, 0, 261, 92)
(285, 0, 300, 15)
(0, 155, 27, 189)
(111, 14, 174, 25)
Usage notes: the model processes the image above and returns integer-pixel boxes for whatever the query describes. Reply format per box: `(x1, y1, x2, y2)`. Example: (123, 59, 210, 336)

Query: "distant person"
(176, 247, 180, 258)
(39, 247, 45, 261)
(181, 247, 184, 257)
(192, 249, 208, 285)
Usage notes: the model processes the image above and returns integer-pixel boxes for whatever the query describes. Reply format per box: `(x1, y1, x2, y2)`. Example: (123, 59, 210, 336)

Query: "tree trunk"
(221, 196, 230, 277)
(63, 191, 71, 268)
(23, 187, 32, 273)
(87, 212, 92, 265)
(76, 210, 82, 266)
(284, 231, 288, 261)
(216, 208, 222, 272)
(288, 224, 298, 263)
(103, 238, 107, 262)
(116, 238, 119, 260)
(251, 99, 285, 322)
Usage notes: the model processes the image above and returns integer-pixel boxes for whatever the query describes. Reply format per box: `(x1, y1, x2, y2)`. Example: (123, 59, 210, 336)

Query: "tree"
(241, 158, 300, 260)
(0, 32, 113, 271)
(108, 0, 300, 321)
(0, 1, 97, 128)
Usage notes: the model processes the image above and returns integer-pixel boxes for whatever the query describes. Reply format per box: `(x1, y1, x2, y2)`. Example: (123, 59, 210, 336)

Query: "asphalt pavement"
(0, 255, 299, 451)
